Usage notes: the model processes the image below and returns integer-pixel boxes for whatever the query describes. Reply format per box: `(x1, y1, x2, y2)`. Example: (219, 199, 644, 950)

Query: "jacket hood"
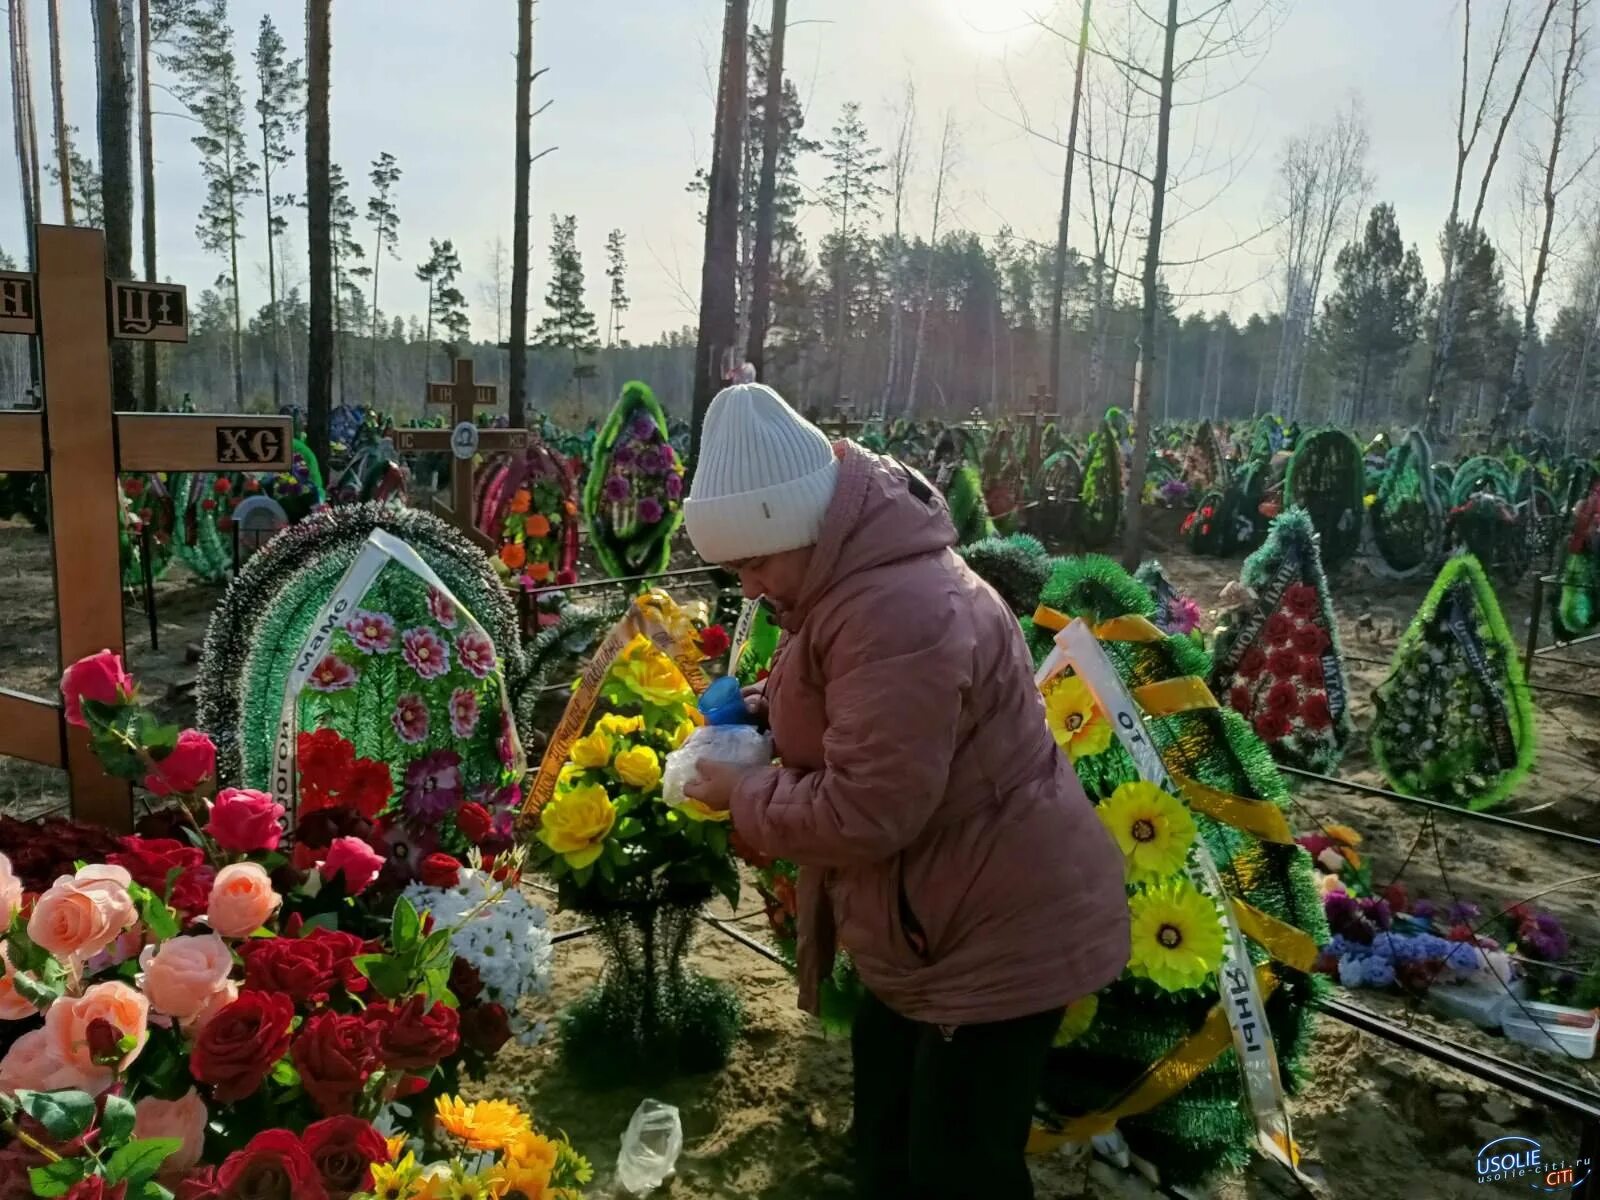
(786, 442, 956, 630)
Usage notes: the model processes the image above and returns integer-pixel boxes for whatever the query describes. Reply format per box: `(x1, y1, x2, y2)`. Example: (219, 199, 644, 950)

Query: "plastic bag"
(661, 724, 773, 808)
(616, 1098, 683, 1194)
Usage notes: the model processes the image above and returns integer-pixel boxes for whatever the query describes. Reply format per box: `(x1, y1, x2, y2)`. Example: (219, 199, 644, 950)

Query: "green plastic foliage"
(173, 473, 241, 583)
(1183, 489, 1230, 557)
(1284, 428, 1364, 569)
(1371, 430, 1444, 578)
(1555, 481, 1600, 641)
(1035, 555, 1327, 1190)
(1450, 456, 1515, 507)
(1186, 419, 1229, 492)
(1211, 509, 1353, 774)
(960, 533, 1052, 617)
(1076, 420, 1123, 549)
(945, 464, 996, 546)
(584, 381, 684, 578)
(1371, 555, 1536, 811)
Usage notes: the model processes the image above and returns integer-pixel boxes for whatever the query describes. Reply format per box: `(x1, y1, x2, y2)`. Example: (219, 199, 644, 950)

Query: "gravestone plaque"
(231, 495, 291, 559)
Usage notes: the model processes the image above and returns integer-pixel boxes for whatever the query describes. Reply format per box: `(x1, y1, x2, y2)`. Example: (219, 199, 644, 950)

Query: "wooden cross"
(0, 224, 293, 831)
(389, 356, 528, 552)
(1020, 390, 1050, 477)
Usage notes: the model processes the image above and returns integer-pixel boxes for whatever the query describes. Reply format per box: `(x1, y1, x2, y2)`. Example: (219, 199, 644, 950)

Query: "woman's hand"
(683, 759, 754, 814)
(742, 680, 769, 723)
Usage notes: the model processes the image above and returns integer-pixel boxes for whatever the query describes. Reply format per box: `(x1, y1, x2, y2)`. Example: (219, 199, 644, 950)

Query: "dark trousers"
(851, 989, 1062, 1200)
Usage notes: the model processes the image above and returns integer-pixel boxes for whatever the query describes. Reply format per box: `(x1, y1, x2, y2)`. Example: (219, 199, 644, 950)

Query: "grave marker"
(389, 356, 528, 551)
(230, 495, 290, 559)
(0, 224, 292, 830)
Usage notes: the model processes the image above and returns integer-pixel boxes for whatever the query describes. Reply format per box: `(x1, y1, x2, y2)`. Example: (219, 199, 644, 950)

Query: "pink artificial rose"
(0, 853, 19, 928)
(0, 946, 37, 1021)
(44, 980, 149, 1078)
(0, 1027, 111, 1095)
(206, 863, 282, 938)
(139, 934, 234, 1022)
(134, 1089, 208, 1174)
(320, 837, 385, 896)
(205, 788, 285, 853)
(184, 980, 239, 1036)
(145, 729, 218, 798)
(28, 866, 138, 963)
(60, 649, 134, 728)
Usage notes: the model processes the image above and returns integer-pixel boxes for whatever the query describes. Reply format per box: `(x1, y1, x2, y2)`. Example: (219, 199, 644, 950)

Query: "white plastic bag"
(660, 725, 773, 808)
(616, 1098, 683, 1194)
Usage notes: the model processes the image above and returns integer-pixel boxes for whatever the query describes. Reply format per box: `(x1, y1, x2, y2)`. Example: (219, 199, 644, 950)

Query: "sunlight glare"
(942, 0, 1044, 55)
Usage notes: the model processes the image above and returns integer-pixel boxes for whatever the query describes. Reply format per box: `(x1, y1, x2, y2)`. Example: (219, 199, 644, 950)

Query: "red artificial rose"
(1447, 923, 1477, 942)
(1300, 694, 1333, 731)
(321, 837, 385, 895)
(217, 1130, 328, 1200)
(206, 788, 286, 853)
(455, 802, 493, 845)
(213, 477, 232, 495)
(1267, 648, 1299, 679)
(458, 1002, 512, 1056)
(1299, 655, 1325, 687)
(1229, 685, 1253, 714)
(341, 759, 393, 820)
(62, 1180, 126, 1200)
(303, 1116, 388, 1200)
(1292, 623, 1330, 655)
(61, 649, 135, 728)
(291, 1011, 383, 1116)
(1238, 646, 1267, 678)
(1180, 512, 1197, 535)
(698, 624, 732, 659)
(1253, 710, 1292, 741)
(1265, 680, 1300, 714)
(298, 729, 356, 812)
(1283, 582, 1318, 619)
(191, 990, 296, 1103)
(1381, 883, 1409, 913)
(448, 957, 483, 1004)
(419, 852, 461, 888)
(200, 499, 215, 512)
(367, 995, 460, 1071)
(1263, 612, 1294, 645)
(240, 936, 341, 1002)
(109, 836, 215, 914)
(173, 1169, 221, 1200)
(145, 729, 217, 797)
(304, 927, 373, 994)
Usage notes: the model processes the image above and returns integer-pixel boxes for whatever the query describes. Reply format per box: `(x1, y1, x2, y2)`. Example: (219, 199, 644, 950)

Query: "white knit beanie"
(684, 383, 839, 563)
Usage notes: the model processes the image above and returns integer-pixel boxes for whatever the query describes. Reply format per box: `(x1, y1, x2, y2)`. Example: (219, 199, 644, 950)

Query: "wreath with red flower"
(475, 444, 580, 598)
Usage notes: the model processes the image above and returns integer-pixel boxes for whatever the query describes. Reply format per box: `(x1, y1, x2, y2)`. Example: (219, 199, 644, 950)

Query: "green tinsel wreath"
(1182, 489, 1231, 557)
(1075, 419, 1122, 549)
(960, 532, 1051, 617)
(1554, 480, 1600, 641)
(1370, 430, 1444, 578)
(172, 473, 241, 584)
(944, 464, 996, 546)
(1449, 455, 1515, 508)
(1370, 554, 1536, 811)
(584, 381, 684, 579)
(1033, 555, 1327, 1189)
(1284, 428, 1364, 570)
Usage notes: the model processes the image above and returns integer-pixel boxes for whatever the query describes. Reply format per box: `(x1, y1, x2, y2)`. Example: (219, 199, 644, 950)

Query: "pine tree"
(329, 164, 368, 404)
(534, 214, 600, 396)
(819, 101, 887, 402)
(416, 238, 468, 375)
(604, 228, 629, 346)
(365, 151, 402, 401)
(45, 124, 102, 227)
(1320, 203, 1425, 424)
(160, 0, 260, 410)
(252, 14, 303, 411)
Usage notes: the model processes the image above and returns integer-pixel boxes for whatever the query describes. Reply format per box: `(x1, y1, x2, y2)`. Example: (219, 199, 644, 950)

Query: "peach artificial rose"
(0, 946, 38, 1021)
(0, 1027, 112, 1095)
(184, 980, 238, 1035)
(134, 1089, 208, 1173)
(45, 980, 150, 1075)
(28, 866, 138, 963)
(0, 852, 20, 927)
(206, 863, 281, 938)
(139, 934, 234, 1021)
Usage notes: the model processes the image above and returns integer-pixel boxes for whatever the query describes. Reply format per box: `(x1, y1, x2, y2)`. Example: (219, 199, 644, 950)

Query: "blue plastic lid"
(698, 675, 753, 726)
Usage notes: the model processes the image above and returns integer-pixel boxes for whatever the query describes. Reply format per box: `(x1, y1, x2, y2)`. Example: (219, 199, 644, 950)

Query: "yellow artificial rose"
(569, 729, 614, 770)
(597, 713, 645, 738)
(677, 797, 732, 824)
(613, 744, 663, 791)
(537, 783, 617, 869)
(613, 639, 694, 708)
(668, 717, 699, 749)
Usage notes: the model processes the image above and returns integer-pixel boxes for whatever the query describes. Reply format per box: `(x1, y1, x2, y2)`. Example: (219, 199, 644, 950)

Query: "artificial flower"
(1265, 680, 1300, 714)
(1097, 781, 1196, 883)
(61, 649, 134, 728)
(293, 1009, 384, 1115)
(1266, 647, 1299, 678)
(217, 1129, 329, 1200)
(133, 1090, 208, 1173)
(433, 1095, 532, 1152)
(139, 934, 234, 1022)
(392, 693, 431, 745)
(537, 784, 616, 870)
(1254, 710, 1292, 741)
(345, 610, 397, 654)
(367, 1153, 424, 1200)
(1300, 694, 1334, 731)
(500, 543, 527, 570)
(402, 627, 451, 679)
(322, 836, 387, 895)
(189, 990, 295, 1102)
(0, 852, 19, 928)
(456, 802, 493, 844)
(596, 713, 644, 738)
(309, 655, 359, 693)
(449, 688, 481, 739)
(455, 630, 497, 679)
(525, 512, 551, 538)
(1043, 674, 1113, 762)
(145, 728, 218, 796)
(1292, 623, 1329, 655)
(304, 1115, 389, 1199)
(420, 852, 463, 888)
(1238, 646, 1267, 678)
(1229, 685, 1252, 714)
(612, 638, 693, 708)
(1052, 993, 1099, 1047)
(614, 744, 663, 791)
(510, 490, 532, 516)
(207, 862, 282, 937)
(429, 587, 459, 629)
(569, 730, 614, 770)
(698, 624, 732, 658)
(1127, 880, 1225, 992)
(1264, 612, 1294, 645)
(28, 866, 137, 962)
(1283, 582, 1318, 619)
(402, 751, 464, 822)
(206, 787, 286, 852)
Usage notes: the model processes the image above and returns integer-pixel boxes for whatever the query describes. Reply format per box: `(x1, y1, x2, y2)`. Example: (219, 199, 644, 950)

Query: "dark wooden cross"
(0, 224, 292, 830)
(389, 356, 528, 552)
(1019, 389, 1051, 477)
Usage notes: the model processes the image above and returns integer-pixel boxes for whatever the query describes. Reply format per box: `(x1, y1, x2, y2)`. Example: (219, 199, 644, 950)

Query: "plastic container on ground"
(1500, 1000, 1599, 1059)
(1427, 976, 1525, 1029)
(660, 725, 774, 809)
(616, 1098, 683, 1195)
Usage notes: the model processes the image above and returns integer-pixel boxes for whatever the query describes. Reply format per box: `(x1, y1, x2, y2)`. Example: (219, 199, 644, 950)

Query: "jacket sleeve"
(730, 587, 974, 867)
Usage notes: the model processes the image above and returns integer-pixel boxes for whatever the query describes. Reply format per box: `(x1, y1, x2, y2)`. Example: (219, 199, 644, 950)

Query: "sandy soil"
(2, 510, 1598, 1198)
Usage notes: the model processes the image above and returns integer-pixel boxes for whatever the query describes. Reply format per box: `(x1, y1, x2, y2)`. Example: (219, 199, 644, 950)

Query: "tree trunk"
(10, 3, 38, 253)
(744, 0, 787, 380)
(690, 0, 748, 481)
(306, 0, 333, 466)
(263, 119, 282, 411)
(228, 171, 244, 409)
(509, 0, 534, 427)
(96, 0, 136, 409)
(1121, 0, 1177, 569)
(137, 0, 158, 409)
(19, 1, 40, 236)
(1048, 0, 1090, 416)
(369, 240, 381, 402)
(46, 0, 70, 223)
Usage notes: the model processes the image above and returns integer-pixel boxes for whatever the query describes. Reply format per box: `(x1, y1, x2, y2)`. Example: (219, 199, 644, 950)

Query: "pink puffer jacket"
(731, 443, 1130, 1026)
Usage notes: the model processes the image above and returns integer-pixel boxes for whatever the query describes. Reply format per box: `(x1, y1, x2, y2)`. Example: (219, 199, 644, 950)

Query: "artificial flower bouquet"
(0, 651, 552, 1194)
(583, 382, 686, 578)
(485, 446, 581, 594)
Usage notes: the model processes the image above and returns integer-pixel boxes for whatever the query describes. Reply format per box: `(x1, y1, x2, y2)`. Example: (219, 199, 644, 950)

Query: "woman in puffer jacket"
(683, 382, 1129, 1200)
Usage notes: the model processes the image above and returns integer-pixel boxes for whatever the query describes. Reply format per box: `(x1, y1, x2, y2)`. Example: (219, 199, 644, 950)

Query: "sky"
(0, 0, 1569, 345)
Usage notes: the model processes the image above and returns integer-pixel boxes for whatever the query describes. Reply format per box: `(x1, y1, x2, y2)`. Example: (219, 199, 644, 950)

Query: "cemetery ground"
(1, 513, 1597, 1198)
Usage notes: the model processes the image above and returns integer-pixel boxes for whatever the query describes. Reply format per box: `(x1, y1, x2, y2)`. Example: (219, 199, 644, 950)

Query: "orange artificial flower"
(563, 499, 577, 516)
(500, 543, 527, 570)
(510, 489, 532, 514)
(525, 513, 551, 538)
(529, 561, 551, 583)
